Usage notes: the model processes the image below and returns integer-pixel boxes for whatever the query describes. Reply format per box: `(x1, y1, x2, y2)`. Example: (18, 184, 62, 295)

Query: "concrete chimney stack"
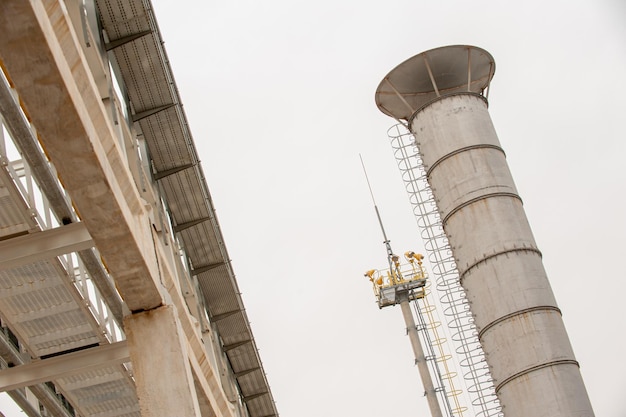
(375, 45, 594, 417)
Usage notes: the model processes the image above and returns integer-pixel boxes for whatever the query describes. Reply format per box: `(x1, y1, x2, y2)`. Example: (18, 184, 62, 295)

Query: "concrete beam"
(0, 0, 166, 311)
(0, 342, 129, 392)
(0, 222, 93, 271)
(0, 65, 124, 327)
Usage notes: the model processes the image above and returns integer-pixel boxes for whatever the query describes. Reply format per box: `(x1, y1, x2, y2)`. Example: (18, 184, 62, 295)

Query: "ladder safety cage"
(388, 124, 503, 417)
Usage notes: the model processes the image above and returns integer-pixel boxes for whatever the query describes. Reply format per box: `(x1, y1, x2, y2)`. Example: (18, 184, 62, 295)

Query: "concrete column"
(124, 305, 202, 417)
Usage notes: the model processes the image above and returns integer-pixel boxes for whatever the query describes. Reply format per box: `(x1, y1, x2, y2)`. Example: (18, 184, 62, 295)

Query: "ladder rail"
(411, 289, 460, 417)
(413, 283, 469, 416)
(388, 124, 503, 417)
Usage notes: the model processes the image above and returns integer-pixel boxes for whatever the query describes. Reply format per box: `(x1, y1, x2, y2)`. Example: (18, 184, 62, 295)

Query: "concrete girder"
(0, 69, 125, 326)
(0, 0, 166, 311)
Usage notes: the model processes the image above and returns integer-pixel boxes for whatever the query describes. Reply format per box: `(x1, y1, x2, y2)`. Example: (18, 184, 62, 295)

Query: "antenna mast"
(360, 154, 447, 417)
(359, 154, 396, 275)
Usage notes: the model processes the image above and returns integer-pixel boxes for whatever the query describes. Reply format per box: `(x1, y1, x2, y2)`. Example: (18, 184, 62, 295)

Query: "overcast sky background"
(3, 1, 625, 416)
(150, 1, 625, 416)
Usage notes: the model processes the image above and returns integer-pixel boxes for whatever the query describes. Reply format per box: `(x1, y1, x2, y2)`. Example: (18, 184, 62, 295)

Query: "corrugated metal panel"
(57, 366, 140, 417)
(139, 109, 194, 172)
(96, 1, 278, 415)
(160, 171, 211, 226)
(197, 268, 243, 324)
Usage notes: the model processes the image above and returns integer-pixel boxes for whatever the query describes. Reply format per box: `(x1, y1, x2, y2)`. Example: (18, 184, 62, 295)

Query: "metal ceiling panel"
(96, 1, 279, 415)
(0, 257, 103, 358)
(160, 170, 210, 225)
(138, 109, 193, 172)
(118, 36, 172, 112)
(178, 225, 223, 268)
(57, 365, 140, 417)
(98, 0, 150, 42)
(196, 266, 240, 316)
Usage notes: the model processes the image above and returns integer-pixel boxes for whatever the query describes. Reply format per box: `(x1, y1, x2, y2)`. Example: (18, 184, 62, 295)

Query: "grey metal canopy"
(375, 45, 495, 120)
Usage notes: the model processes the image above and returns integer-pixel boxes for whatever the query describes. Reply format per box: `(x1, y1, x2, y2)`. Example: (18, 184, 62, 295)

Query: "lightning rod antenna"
(359, 154, 396, 273)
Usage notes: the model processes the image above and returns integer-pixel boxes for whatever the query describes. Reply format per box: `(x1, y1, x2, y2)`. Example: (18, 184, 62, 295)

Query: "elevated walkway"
(0, 1, 278, 416)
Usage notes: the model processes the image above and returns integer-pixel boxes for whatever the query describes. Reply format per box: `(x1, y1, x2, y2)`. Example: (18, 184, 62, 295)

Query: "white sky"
(3, 1, 626, 416)
(152, 1, 625, 417)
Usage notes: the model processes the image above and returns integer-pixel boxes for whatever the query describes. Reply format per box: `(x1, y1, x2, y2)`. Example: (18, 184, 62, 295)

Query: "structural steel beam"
(191, 261, 225, 276)
(173, 217, 210, 233)
(130, 103, 176, 123)
(5, 388, 42, 417)
(234, 367, 260, 378)
(223, 340, 251, 352)
(0, 222, 93, 271)
(0, 342, 129, 392)
(105, 30, 152, 51)
(0, 331, 74, 417)
(243, 391, 268, 402)
(153, 163, 195, 180)
(210, 310, 241, 323)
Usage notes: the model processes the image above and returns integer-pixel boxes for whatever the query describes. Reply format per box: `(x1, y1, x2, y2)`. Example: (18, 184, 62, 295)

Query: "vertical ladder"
(388, 124, 503, 417)
(411, 284, 468, 417)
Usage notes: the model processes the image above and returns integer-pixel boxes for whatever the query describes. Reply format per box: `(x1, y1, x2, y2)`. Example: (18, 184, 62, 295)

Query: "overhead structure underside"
(0, 0, 278, 416)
